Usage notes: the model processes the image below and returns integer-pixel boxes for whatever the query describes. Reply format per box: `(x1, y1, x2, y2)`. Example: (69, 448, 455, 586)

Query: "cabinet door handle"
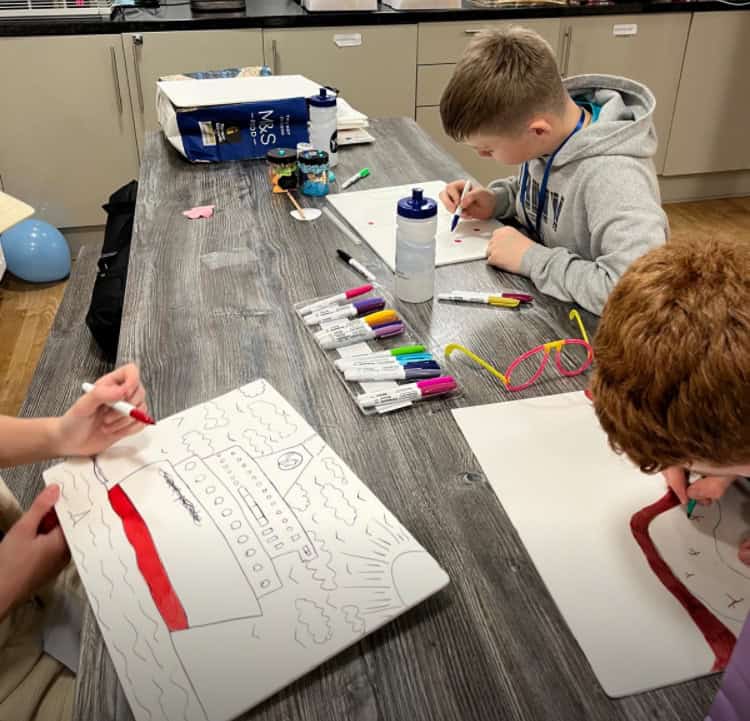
(271, 39, 280, 75)
(463, 28, 482, 35)
(561, 26, 573, 77)
(132, 34, 145, 113)
(110, 46, 124, 115)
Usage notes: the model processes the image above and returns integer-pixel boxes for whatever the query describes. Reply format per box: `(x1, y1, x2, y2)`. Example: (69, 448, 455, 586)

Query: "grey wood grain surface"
(58, 119, 722, 721)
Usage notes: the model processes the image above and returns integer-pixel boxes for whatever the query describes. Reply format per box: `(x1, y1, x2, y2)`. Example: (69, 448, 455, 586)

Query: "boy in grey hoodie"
(439, 28, 667, 315)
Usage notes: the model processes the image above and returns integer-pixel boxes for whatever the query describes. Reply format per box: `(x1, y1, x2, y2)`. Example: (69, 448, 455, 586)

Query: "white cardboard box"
(302, 0, 376, 11)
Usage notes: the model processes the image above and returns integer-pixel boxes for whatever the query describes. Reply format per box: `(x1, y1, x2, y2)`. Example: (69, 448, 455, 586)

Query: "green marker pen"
(341, 167, 371, 190)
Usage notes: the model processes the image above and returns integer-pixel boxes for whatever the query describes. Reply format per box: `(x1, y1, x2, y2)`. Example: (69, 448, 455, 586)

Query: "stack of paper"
(337, 97, 373, 144)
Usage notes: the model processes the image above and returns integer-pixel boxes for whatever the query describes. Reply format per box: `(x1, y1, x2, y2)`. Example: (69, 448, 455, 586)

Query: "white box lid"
(157, 75, 323, 109)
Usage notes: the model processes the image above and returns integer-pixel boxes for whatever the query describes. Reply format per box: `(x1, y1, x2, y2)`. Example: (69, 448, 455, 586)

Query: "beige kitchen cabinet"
(418, 18, 560, 65)
(262, 26, 417, 119)
(415, 19, 560, 185)
(664, 11, 750, 176)
(561, 14, 690, 173)
(416, 107, 506, 186)
(0, 35, 138, 228)
(123, 30, 264, 155)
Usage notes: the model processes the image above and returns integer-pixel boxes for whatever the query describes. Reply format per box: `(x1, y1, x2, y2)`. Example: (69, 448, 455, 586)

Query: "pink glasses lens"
(555, 339, 594, 377)
(506, 346, 549, 391)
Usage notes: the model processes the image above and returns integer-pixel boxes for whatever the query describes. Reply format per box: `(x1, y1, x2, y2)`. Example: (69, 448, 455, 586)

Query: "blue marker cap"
(396, 353, 433, 364)
(403, 361, 441, 371)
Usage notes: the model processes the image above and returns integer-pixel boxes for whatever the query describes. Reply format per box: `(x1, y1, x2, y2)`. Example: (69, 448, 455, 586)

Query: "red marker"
(81, 382, 156, 425)
(38, 508, 59, 534)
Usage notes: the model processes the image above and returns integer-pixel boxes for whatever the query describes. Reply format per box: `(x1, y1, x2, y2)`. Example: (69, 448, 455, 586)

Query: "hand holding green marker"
(686, 471, 701, 517)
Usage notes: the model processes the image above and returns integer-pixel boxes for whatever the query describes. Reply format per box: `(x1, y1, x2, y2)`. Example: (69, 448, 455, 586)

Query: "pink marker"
(298, 284, 373, 316)
(355, 375, 457, 409)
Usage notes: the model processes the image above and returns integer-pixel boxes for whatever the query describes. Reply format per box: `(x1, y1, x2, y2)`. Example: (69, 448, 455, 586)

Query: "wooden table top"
(9, 117, 721, 721)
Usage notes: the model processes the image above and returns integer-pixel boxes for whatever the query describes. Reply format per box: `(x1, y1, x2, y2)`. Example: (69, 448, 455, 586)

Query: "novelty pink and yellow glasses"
(444, 309, 594, 392)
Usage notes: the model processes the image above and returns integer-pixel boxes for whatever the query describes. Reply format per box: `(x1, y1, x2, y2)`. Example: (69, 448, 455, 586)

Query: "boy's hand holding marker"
(663, 466, 740, 507)
(439, 180, 496, 222)
(440, 180, 533, 274)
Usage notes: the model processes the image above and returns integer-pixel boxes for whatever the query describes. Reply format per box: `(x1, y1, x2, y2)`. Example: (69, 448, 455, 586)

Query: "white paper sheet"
(327, 181, 501, 269)
(45, 380, 449, 721)
(452, 391, 749, 697)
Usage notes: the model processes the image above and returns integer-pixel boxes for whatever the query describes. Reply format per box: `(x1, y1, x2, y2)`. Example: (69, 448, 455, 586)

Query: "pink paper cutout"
(183, 205, 215, 220)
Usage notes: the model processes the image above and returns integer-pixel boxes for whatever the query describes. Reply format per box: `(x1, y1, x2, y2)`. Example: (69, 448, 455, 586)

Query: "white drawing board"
(44, 380, 449, 721)
(452, 391, 749, 698)
(326, 181, 501, 269)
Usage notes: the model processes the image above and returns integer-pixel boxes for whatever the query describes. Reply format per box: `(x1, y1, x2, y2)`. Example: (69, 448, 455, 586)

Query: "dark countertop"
(0, 0, 745, 38)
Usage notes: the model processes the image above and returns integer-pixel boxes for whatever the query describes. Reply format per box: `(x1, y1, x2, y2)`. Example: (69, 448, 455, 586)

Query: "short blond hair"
(440, 27, 567, 141)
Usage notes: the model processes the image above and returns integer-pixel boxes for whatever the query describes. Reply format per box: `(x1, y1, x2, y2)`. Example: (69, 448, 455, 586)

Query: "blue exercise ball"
(0, 219, 71, 283)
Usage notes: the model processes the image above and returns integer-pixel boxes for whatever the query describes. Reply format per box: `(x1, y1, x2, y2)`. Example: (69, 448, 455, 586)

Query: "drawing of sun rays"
(335, 514, 443, 627)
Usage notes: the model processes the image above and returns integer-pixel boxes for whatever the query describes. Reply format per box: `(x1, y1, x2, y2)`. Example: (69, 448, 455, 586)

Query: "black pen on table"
(337, 249, 376, 281)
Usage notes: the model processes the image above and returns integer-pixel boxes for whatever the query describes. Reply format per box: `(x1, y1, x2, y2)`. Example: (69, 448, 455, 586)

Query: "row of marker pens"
(298, 283, 457, 411)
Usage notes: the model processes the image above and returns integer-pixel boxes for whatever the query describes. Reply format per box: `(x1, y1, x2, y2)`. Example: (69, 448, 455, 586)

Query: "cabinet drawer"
(264, 26, 417, 119)
(417, 64, 454, 107)
(418, 19, 561, 65)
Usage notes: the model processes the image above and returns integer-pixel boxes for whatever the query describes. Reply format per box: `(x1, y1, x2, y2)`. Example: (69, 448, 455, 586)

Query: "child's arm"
(488, 176, 521, 220)
(517, 161, 667, 315)
(0, 364, 147, 468)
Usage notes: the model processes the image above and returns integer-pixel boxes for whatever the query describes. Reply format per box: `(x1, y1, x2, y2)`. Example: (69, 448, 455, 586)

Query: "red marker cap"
(344, 284, 373, 299)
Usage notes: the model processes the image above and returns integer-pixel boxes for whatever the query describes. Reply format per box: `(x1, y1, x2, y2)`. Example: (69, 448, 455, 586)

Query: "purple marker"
(304, 297, 384, 326)
(344, 361, 441, 382)
(318, 321, 404, 350)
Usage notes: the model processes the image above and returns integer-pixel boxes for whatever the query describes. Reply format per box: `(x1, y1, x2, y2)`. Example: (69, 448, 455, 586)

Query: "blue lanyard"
(520, 108, 585, 242)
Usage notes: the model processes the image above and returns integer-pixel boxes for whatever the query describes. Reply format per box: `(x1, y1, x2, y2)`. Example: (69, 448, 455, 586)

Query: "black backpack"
(86, 180, 138, 362)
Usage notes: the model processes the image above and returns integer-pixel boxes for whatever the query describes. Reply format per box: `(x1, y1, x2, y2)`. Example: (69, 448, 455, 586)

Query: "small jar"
(266, 148, 298, 194)
(298, 149, 330, 197)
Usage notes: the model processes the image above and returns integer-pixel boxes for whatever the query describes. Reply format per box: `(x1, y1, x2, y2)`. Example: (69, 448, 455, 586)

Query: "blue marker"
(450, 180, 472, 232)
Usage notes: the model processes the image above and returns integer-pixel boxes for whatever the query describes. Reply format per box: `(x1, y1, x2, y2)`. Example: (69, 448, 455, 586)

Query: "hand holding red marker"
(82, 382, 155, 425)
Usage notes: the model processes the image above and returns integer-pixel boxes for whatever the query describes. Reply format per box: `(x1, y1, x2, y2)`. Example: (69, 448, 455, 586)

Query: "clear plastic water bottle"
(308, 88, 338, 168)
(395, 188, 438, 303)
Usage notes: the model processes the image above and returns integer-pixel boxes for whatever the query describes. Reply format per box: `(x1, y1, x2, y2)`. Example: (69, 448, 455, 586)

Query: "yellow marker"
(438, 291, 520, 308)
(488, 296, 521, 308)
(362, 309, 398, 326)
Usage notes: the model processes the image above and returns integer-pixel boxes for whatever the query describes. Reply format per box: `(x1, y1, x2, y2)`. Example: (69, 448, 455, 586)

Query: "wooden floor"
(0, 197, 748, 418)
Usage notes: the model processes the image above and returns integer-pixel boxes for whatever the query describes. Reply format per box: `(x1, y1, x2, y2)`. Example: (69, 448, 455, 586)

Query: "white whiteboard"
(327, 180, 501, 269)
(45, 380, 449, 721)
(452, 391, 748, 697)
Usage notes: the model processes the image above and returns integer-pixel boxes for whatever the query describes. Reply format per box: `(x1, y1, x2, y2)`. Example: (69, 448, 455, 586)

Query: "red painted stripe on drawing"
(109, 485, 189, 631)
(630, 490, 736, 670)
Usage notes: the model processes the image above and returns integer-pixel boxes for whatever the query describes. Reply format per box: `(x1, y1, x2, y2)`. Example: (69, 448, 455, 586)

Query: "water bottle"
(395, 188, 438, 303)
(308, 88, 338, 168)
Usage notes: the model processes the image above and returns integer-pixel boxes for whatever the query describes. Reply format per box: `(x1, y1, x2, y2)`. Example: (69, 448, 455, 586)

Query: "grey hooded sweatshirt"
(490, 75, 668, 315)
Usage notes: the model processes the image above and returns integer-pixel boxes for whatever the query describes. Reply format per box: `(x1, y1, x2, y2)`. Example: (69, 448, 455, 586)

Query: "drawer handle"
(464, 29, 483, 35)
(110, 46, 123, 115)
(272, 39, 280, 75)
(132, 34, 144, 113)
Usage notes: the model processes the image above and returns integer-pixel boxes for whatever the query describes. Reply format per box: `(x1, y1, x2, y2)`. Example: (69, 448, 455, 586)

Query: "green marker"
(341, 167, 371, 190)
(686, 498, 697, 518)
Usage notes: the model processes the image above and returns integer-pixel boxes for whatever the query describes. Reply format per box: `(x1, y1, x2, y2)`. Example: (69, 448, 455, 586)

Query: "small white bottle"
(395, 188, 438, 303)
(308, 88, 338, 168)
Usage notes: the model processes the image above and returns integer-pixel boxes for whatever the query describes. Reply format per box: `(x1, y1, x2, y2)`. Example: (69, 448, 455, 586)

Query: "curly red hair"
(591, 236, 750, 472)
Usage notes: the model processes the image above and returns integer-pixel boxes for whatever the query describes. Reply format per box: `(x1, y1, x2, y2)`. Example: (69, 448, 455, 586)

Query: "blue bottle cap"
(308, 88, 337, 108)
(397, 188, 438, 220)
